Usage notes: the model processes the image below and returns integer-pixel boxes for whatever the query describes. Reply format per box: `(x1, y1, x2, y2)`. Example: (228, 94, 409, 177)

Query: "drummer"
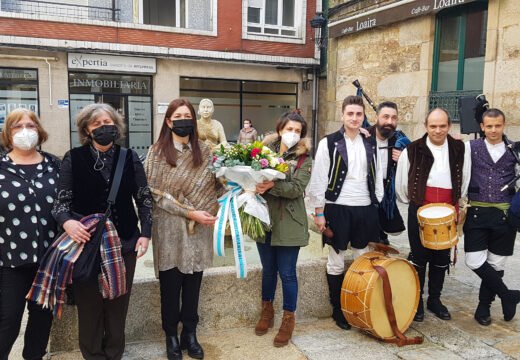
(308, 95, 384, 330)
(396, 108, 470, 322)
(462, 108, 520, 326)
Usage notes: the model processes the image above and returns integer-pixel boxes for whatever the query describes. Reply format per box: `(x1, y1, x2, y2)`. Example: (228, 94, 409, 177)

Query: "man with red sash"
(396, 108, 470, 322)
(463, 108, 520, 326)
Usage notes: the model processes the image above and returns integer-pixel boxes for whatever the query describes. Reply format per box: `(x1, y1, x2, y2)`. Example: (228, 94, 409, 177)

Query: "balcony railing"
(428, 90, 482, 123)
(1, 0, 120, 22)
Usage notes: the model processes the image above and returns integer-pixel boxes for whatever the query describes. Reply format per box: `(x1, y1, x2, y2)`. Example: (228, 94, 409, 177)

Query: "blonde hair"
(75, 103, 126, 145)
(1, 108, 48, 150)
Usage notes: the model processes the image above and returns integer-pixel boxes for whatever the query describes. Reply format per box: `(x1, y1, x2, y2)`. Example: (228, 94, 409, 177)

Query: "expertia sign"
(68, 53, 156, 73)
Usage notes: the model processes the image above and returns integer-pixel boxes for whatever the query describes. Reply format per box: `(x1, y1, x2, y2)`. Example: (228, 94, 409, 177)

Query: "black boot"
(326, 273, 351, 330)
(413, 263, 425, 322)
(180, 331, 204, 359)
(473, 263, 520, 321)
(427, 264, 451, 320)
(166, 336, 182, 360)
(474, 278, 497, 326)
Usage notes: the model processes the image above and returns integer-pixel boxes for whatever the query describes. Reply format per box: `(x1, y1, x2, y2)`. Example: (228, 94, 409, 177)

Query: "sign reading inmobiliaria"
(68, 53, 156, 73)
(328, 0, 478, 39)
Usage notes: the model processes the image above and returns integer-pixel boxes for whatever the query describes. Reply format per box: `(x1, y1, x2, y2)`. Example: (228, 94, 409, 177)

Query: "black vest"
(325, 127, 378, 205)
(70, 145, 138, 239)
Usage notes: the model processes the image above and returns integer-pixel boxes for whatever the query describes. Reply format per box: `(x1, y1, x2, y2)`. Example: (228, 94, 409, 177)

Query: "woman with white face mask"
(253, 109, 313, 347)
(0, 108, 61, 360)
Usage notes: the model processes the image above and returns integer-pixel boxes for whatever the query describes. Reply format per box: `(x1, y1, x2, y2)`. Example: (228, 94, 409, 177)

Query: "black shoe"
(427, 298, 451, 320)
(474, 303, 491, 326)
(166, 336, 182, 360)
(180, 332, 204, 359)
(332, 306, 351, 330)
(503, 290, 520, 321)
(414, 298, 424, 322)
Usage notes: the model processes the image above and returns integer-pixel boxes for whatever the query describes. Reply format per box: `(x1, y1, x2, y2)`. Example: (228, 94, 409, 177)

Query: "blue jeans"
(256, 233, 300, 312)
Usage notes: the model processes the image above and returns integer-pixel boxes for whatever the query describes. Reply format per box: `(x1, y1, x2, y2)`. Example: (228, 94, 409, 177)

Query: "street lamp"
(310, 11, 327, 49)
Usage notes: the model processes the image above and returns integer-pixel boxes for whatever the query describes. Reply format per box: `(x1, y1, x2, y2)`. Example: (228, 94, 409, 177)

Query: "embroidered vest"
(325, 127, 378, 205)
(468, 138, 517, 203)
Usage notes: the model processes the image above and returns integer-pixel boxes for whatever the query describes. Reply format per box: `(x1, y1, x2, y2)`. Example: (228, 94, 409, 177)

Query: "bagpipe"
(352, 79, 411, 220)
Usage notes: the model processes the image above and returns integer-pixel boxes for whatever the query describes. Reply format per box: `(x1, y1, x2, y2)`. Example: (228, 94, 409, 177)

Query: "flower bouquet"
(210, 141, 288, 278)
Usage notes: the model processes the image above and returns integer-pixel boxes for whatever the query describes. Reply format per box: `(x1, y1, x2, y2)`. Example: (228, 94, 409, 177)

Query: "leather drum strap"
(370, 259, 424, 347)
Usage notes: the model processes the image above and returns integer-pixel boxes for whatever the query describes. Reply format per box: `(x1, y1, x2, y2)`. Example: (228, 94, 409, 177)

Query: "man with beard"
(367, 102, 407, 245)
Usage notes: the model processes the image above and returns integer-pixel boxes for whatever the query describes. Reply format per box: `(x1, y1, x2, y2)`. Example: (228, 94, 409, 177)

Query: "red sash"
(424, 186, 459, 218)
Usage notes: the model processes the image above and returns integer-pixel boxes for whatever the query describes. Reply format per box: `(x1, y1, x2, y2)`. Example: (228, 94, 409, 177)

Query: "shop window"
(432, 2, 488, 92)
(180, 77, 297, 142)
(246, 0, 299, 37)
(141, 0, 212, 31)
(0, 68, 39, 132)
(68, 72, 153, 157)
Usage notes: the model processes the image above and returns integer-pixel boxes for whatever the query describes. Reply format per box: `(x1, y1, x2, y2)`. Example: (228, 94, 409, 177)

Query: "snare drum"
(417, 203, 458, 250)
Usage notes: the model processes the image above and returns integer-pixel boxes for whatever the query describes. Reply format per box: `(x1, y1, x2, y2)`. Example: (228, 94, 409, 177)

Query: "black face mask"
(91, 125, 119, 146)
(171, 119, 194, 138)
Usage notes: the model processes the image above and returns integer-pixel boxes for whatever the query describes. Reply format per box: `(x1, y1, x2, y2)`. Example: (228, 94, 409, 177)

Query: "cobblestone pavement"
(11, 203, 520, 359)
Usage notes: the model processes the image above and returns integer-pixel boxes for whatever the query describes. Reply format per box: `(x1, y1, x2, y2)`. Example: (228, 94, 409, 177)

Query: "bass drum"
(341, 251, 419, 339)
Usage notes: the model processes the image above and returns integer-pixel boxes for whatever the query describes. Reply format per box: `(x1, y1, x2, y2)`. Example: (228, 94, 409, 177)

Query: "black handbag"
(72, 147, 128, 284)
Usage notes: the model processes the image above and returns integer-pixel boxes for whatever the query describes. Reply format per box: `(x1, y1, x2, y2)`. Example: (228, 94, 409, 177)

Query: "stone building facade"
(322, 0, 520, 141)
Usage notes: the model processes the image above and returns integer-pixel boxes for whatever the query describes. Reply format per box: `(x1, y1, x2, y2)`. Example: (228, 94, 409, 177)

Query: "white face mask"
(12, 128, 39, 150)
(281, 132, 300, 149)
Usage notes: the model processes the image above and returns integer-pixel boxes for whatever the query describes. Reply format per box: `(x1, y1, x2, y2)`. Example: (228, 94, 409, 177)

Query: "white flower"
(269, 157, 280, 168)
(261, 146, 271, 155)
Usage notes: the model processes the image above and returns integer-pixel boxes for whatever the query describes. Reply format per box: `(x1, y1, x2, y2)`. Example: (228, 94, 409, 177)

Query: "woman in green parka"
(253, 110, 312, 347)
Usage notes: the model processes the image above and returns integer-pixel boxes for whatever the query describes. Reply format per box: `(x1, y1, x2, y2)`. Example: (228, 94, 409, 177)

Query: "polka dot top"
(0, 152, 61, 268)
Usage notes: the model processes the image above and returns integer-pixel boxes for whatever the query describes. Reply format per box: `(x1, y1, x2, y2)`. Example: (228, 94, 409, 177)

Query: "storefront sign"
(57, 99, 69, 109)
(68, 53, 156, 73)
(329, 0, 478, 38)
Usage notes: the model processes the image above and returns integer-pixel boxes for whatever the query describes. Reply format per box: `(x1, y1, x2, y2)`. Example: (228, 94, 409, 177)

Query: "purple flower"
(260, 158, 269, 168)
(278, 158, 285, 164)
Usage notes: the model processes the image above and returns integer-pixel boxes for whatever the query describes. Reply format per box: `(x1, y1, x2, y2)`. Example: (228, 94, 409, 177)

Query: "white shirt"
(376, 137, 389, 180)
(396, 136, 471, 204)
(173, 140, 191, 152)
(308, 133, 384, 208)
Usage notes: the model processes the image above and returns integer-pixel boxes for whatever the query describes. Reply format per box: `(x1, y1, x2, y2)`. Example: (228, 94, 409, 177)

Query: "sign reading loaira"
(68, 53, 156, 74)
(329, 0, 477, 39)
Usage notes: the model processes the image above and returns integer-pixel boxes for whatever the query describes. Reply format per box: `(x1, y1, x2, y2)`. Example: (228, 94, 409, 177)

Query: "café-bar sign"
(329, 0, 477, 38)
(68, 53, 156, 73)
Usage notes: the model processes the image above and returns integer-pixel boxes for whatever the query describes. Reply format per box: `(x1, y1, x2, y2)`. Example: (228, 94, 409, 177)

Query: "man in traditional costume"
(463, 108, 520, 326)
(396, 108, 470, 322)
(367, 101, 408, 245)
(308, 95, 383, 330)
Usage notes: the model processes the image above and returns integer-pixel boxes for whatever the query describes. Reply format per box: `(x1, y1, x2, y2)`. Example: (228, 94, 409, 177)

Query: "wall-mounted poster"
(7, 103, 17, 113)
(29, 104, 37, 113)
(19, 104, 27, 109)
(0, 104, 6, 129)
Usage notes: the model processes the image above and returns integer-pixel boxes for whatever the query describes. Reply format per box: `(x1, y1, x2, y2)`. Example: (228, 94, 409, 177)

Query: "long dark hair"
(154, 99, 203, 167)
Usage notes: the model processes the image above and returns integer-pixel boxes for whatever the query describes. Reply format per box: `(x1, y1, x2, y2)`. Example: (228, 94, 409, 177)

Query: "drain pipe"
(312, 66, 319, 157)
(0, 55, 58, 106)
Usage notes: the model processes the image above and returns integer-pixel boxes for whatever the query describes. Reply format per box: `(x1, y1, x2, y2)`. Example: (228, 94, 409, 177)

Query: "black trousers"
(159, 267, 203, 336)
(408, 203, 450, 299)
(0, 265, 53, 360)
(72, 252, 136, 360)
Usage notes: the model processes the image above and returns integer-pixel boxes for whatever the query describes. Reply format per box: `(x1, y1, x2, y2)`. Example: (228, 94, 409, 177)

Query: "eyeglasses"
(12, 123, 38, 132)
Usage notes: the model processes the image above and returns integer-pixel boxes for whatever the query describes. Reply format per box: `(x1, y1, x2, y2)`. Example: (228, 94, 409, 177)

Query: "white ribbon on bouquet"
(213, 166, 286, 278)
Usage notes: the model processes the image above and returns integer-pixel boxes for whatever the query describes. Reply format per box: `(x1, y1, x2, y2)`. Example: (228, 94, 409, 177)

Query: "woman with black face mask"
(52, 103, 153, 360)
(144, 99, 223, 360)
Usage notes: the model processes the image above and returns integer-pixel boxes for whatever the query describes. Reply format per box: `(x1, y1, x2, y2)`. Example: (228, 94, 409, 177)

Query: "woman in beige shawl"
(145, 99, 222, 360)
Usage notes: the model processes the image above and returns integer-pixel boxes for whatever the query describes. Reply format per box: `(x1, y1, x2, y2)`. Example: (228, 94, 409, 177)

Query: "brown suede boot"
(273, 310, 295, 347)
(255, 301, 274, 335)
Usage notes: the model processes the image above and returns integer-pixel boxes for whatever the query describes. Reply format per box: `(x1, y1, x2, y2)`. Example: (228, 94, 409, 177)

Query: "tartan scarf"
(26, 214, 127, 318)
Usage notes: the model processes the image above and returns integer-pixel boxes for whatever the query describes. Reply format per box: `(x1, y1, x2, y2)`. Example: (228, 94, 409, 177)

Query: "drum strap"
(370, 260, 424, 347)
